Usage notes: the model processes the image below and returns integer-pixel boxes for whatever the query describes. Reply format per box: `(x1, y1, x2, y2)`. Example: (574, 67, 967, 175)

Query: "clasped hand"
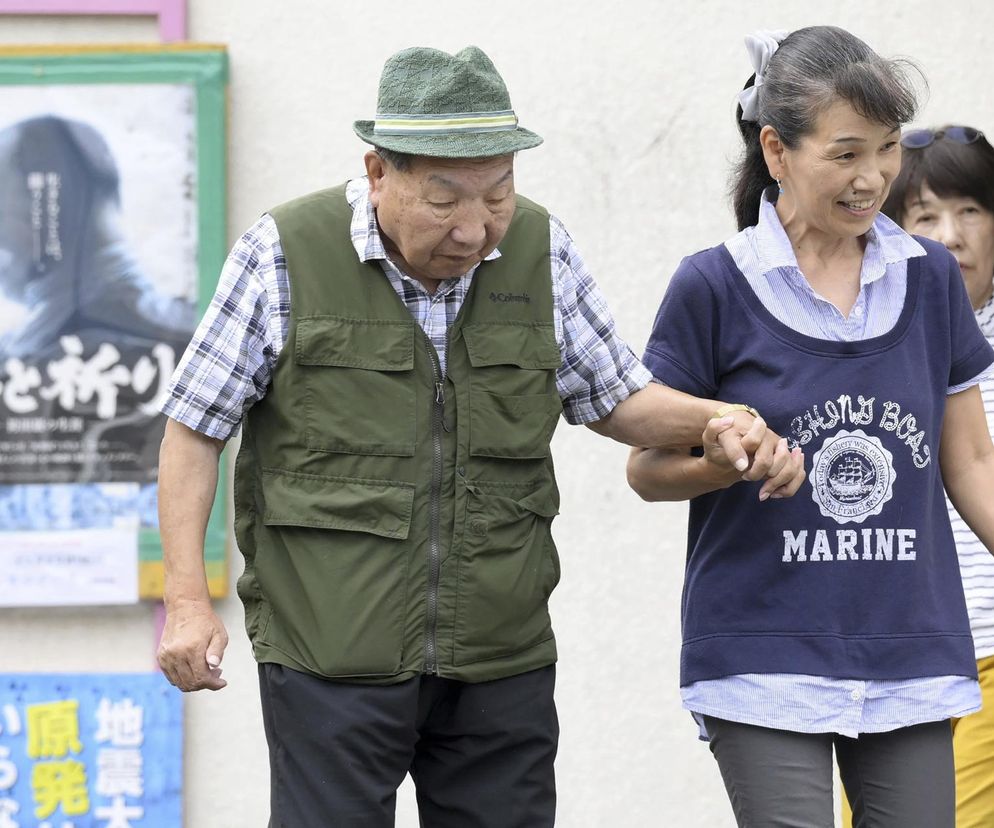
(707, 411, 805, 501)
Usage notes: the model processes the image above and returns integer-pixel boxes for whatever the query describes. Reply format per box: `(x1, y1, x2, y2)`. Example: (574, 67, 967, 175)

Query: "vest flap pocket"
(465, 482, 560, 517)
(515, 486, 560, 518)
(470, 390, 561, 459)
(261, 468, 414, 539)
(296, 316, 415, 371)
(453, 481, 560, 665)
(463, 322, 560, 369)
(294, 315, 416, 456)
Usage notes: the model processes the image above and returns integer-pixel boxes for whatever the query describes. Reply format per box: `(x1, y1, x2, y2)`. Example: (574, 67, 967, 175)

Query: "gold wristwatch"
(711, 403, 760, 420)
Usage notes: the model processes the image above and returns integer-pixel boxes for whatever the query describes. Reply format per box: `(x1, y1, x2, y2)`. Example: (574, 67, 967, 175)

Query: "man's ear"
(759, 125, 786, 179)
(364, 150, 386, 208)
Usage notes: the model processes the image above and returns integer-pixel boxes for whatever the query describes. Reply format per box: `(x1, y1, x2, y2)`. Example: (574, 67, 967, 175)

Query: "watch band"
(711, 403, 760, 420)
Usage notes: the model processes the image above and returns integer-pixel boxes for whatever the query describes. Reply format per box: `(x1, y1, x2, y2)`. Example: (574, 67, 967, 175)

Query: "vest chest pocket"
(295, 316, 416, 456)
(463, 323, 563, 459)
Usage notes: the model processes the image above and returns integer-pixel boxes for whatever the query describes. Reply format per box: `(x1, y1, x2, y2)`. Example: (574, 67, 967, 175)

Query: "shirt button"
(853, 306, 864, 316)
(849, 688, 863, 702)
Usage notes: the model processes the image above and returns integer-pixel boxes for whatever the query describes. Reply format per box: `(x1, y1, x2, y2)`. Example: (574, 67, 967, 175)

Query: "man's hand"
(158, 598, 229, 692)
(157, 419, 227, 691)
(705, 412, 806, 501)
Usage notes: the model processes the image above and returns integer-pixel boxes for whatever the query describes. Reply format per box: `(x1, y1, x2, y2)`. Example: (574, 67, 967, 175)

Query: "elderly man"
(157, 45, 802, 826)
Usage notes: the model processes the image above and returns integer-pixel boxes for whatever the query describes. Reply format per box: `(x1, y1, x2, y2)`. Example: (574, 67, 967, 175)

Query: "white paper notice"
(0, 526, 139, 606)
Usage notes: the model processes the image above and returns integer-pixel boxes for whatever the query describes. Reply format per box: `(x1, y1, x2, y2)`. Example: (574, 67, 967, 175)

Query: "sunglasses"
(900, 126, 985, 149)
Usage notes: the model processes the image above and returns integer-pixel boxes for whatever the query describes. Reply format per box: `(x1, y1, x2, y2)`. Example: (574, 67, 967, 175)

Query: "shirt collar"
(753, 194, 926, 286)
(345, 176, 502, 268)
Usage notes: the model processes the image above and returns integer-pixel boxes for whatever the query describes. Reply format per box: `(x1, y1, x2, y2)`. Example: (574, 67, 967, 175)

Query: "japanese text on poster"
(0, 673, 181, 827)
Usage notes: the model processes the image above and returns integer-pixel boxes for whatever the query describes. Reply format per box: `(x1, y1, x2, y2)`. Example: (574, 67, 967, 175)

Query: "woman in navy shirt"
(629, 27, 994, 828)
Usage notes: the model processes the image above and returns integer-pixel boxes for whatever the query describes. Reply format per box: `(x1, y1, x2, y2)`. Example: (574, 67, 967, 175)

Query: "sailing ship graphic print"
(809, 429, 896, 524)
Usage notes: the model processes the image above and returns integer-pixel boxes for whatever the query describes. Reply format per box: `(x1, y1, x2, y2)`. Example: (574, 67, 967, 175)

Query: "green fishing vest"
(233, 183, 564, 684)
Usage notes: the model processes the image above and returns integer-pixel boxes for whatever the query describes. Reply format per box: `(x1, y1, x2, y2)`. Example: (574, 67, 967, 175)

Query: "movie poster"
(0, 47, 228, 605)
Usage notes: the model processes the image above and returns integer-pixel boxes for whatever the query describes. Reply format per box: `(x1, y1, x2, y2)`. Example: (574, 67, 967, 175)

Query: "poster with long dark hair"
(0, 46, 228, 605)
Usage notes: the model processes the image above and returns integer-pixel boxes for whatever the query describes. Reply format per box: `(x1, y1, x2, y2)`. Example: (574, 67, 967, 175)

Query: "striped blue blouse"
(682, 195, 988, 738)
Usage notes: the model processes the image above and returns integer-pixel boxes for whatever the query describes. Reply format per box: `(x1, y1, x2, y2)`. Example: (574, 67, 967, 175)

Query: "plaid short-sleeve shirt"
(162, 178, 650, 439)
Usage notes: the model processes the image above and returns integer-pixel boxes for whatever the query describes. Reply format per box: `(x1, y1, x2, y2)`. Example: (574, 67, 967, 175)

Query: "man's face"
(366, 152, 515, 286)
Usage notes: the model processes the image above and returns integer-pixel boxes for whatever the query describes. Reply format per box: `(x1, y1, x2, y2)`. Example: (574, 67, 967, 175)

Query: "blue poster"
(0, 673, 181, 827)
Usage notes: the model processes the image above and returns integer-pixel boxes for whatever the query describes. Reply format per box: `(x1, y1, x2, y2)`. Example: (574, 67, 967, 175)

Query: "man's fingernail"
(759, 491, 770, 501)
(206, 655, 220, 668)
(735, 458, 748, 471)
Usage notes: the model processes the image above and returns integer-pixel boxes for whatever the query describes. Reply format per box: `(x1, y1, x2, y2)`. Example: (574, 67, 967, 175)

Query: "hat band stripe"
(373, 110, 518, 135)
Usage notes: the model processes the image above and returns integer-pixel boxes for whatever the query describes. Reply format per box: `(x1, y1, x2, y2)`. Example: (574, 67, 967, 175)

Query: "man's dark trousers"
(260, 663, 558, 827)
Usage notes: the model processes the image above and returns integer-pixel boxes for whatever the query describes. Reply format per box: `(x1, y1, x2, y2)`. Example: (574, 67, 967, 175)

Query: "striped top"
(949, 294, 994, 659)
(724, 194, 926, 341)
(680, 195, 989, 738)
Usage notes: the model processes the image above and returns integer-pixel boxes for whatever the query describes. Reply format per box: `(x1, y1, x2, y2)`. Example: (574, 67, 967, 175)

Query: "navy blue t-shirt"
(644, 238, 994, 686)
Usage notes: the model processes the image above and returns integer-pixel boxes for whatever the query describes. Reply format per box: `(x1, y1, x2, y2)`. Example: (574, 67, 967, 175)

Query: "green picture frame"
(0, 45, 228, 601)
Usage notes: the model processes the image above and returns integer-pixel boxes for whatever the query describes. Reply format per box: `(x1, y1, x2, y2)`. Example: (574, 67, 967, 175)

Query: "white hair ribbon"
(736, 29, 789, 122)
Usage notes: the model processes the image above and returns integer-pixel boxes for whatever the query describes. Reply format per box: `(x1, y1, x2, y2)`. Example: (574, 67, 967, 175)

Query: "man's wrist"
(163, 574, 213, 610)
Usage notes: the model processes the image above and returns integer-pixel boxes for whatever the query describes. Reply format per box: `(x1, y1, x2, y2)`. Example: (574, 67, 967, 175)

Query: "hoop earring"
(776, 175, 784, 194)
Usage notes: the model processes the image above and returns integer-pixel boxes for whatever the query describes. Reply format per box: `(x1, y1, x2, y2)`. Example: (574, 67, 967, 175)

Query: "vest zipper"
(424, 340, 445, 675)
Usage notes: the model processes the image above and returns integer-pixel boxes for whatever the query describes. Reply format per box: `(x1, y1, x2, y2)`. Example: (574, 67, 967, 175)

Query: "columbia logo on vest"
(489, 291, 530, 304)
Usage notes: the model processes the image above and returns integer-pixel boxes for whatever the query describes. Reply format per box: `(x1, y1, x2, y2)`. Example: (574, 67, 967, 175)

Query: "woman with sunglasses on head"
(873, 125, 994, 828)
(628, 27, 994, 828)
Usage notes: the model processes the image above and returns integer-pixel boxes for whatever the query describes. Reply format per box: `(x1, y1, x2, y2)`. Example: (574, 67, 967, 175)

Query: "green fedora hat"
(354, 45, 543, 158)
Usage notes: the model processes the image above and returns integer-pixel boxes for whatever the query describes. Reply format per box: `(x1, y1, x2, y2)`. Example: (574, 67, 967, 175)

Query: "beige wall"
(1, 2, 990, 825)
